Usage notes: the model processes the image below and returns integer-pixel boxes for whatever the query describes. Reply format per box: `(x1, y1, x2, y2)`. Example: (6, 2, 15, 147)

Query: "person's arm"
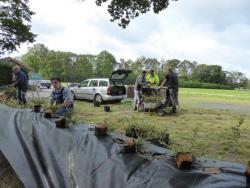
(138, 76, 146, 86)
(62, 88, 74, 107)
(49, 92, 55, 106)
(159, 79, 166, 88)
(11, 73, 21, 87)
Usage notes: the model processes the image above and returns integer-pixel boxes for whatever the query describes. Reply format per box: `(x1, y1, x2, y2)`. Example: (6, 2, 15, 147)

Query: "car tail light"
(107, 86, 111, 95)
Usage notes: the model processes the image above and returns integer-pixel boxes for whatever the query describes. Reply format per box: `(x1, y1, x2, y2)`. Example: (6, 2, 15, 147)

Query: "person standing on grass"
(50, 77, 74, 116)
(11, 65, 28, 104)
(159, 68, 179, 108)
(133, 70, 148, 110)
(146, 69, 159, 88)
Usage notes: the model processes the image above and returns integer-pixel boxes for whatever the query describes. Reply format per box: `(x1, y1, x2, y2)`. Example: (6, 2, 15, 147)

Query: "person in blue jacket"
(50, 77, 74, 116)
(11, 66, 28, 104)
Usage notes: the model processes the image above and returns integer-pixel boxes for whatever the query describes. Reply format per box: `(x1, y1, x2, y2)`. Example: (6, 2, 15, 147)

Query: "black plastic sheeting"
(0, 104, 247, 188)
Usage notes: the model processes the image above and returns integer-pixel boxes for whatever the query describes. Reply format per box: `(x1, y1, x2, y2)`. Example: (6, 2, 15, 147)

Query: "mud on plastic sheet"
(0, 104, 247, 188)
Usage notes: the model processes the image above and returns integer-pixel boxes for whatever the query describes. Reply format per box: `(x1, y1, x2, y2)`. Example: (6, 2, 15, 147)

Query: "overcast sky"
(10, 0, 250, 77)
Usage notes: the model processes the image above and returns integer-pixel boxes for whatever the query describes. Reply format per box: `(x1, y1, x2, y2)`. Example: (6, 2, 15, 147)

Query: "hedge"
(179, 80, 234, 90)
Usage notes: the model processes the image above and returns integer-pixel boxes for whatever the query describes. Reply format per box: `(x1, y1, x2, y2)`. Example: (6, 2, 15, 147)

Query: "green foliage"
(95, 0, 178, 28)
(124, 72, 137, 85)
(231, 116, 245, 151)
(104, 117, 169, 147)
(0, 63, 12, 86)
(0, 0, 36, 54)
(169, 126, 200, 155)
(3, 87, 16, 99)
(179, 80, 234, 90)
(20, 43, 248, 88)
(191, 64, 227, 84)
(143, 95, 163, 103)
(71, 55, 93, 82)
(21, 43, 49, 72)
(96, 51, 117, 77)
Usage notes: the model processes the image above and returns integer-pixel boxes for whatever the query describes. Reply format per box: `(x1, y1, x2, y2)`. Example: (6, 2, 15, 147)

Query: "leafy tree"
(239, 76, 248, 89)
(0, 0, 36, 54)
(131, 57, 146, 74)
(95, 0, 178, 28)
(96, 51, 117, 77)
(206, 65, 225, 84)
(228, 71, 248, 89)
(192, 64, 210, 82)
(178, 60, 196, 80)
(21, 43, 49, 72)
(122, 59, 134, 70)
(72, 55, 93, 82)
(143, 58, 160, 71)
(162, 59, 180, 72)
(39, 51, 63, 80)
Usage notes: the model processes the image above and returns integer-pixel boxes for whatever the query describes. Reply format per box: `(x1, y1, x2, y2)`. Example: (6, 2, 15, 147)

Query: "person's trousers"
(133, 89, 139, 110)
(165, 88, 179, 106)
(16, 88, 27, 104)
(56, 107, 72, 116)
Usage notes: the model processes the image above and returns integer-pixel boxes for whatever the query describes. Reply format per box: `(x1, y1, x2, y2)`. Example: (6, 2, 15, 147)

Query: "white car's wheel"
(94, 94, 103, 104)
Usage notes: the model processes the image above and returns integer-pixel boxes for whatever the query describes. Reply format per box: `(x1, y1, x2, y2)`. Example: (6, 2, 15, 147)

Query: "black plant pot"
(34, 104, 41, 113)
(95, 124, 107, 136)
(176, 152, 193, 170)
(104, 105, 110, 112)
(123, 139, 136, 153)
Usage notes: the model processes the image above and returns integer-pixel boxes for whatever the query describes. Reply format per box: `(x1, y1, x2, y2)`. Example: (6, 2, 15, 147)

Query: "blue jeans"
(16, 88, 27, 104)
(56, 107, 72, 116)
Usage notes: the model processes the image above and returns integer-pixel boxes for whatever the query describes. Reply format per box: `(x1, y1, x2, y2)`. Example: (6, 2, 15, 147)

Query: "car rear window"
(89, 80, 98, 87)
(99, 80, 108, 87)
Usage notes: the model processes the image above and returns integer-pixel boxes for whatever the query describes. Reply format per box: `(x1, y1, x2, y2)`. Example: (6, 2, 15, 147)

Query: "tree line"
(21, 44, 249, 89)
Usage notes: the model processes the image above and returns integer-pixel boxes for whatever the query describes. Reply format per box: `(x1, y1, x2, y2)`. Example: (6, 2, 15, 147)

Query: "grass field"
(72, 88, 250, 166)
(1, 87, 250, 166)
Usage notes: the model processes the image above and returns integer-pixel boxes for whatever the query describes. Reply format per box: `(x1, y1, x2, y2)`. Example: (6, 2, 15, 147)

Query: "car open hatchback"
(70, 70, 131, 103)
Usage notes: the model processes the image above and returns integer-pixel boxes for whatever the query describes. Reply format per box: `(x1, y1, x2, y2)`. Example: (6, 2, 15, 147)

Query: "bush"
(103, 117, 169, 148)
(3, 87, 16, 99)
(179, 80, 234, 90)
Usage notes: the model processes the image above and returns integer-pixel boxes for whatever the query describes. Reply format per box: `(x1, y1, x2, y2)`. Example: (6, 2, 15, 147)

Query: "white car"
(71, 70, 131, 103)
(38, 80, 51, 89)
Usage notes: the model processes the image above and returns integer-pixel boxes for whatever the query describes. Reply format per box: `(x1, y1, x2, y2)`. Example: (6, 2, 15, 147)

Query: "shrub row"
(179, 80, 234, 90)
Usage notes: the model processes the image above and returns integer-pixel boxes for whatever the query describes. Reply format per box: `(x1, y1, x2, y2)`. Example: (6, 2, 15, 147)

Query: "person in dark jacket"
(159, 68, 179, 110)
(50, 77, 74, 116)
(11, 66, 28, 104)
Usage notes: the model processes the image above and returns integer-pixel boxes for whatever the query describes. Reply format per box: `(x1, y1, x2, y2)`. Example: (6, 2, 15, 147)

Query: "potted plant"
(95, 123, 108, 136)
(31, 89, 42, 112)
(174, 127, 199, 170)
(123, 139, 136, 153)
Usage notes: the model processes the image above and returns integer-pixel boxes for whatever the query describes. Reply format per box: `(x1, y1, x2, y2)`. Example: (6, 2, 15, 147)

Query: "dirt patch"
(197, 103, 250, 113)
(0, 152, 23, 188)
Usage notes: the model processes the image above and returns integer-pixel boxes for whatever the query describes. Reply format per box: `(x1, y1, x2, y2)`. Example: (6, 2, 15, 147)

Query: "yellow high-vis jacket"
(146, 73, 159, 87)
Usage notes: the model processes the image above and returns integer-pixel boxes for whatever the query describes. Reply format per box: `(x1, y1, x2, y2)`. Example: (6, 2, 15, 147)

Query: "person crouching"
(50, 77, 74, 116)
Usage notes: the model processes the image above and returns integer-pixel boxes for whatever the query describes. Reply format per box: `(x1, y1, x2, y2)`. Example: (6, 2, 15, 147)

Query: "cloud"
(10, 0, 250, 77)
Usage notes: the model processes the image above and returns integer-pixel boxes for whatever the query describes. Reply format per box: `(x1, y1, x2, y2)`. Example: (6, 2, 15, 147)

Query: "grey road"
(27, 89, 52, 99)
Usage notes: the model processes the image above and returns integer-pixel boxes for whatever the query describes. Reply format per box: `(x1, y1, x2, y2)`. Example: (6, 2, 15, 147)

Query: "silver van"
(70, 70, 131, 103)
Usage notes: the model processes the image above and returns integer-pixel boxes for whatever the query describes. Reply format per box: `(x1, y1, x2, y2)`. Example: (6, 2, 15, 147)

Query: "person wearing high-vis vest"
(50, 77, 74, 116)
(146, 69, 159, 88)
